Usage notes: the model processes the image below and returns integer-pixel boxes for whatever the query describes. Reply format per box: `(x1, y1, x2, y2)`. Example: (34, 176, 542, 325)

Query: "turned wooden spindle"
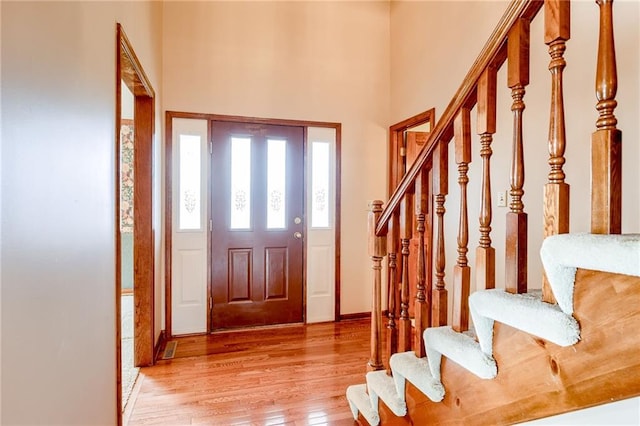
(453, 108, 471, 332)
(386, 212, 400, 368)
(591, 0, 621, 234)
(476, 66, 497, 291)
(398, 195, 413, 352)
(432, 140, 448, 327)
(414, 169, 430, 357)
(543, 0, 571, 304)
(506, 18, 530, 295)
(367, 200, 386, 371)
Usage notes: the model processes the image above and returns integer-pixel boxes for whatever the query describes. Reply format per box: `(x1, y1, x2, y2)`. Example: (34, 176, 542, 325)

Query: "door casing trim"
(116, 23, 156, 425)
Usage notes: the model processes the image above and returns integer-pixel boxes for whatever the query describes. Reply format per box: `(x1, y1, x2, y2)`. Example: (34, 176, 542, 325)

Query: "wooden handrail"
(376, 0, 544, 236)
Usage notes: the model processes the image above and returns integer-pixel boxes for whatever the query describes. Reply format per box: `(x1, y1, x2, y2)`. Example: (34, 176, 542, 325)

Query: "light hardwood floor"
(126, 319, 371, 425)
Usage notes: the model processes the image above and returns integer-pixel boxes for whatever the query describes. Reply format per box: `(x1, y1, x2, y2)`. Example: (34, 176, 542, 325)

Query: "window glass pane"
(267, 139, 287, 229)
(230, 137, 251, 229)
(179, 135, 201, 230)
(311, 141, 330, 228)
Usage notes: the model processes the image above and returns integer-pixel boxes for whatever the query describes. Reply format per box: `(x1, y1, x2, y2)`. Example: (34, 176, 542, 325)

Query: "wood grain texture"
(542, 183, 570, 303)
(543, 0, 570, 305)
(127, 320, 372, 425)
(433, 138, 449, 328)
(507, 18, 530, 88)
(387, 270, 640, 425)
(591, 130, 622, 235)
(386, 213, 400, 366)
(453, 108, 471, 332)
(413, 170, 430, 358)
(368, 201, 386, 258)
(544, 0, 570, 44)
(594, 0, 618, 131)
(368, 201, 385, 371)
(591, 0, 621, 235)
(377, 1, 544, 235)
(133, 82, 155, 369)
(476, 67, 497, 292)
(505, 212, 528, 294)
(475, 246, 495, 291)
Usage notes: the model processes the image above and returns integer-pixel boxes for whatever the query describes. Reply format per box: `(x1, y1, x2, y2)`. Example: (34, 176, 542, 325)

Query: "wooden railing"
(367, 0, 622, 371)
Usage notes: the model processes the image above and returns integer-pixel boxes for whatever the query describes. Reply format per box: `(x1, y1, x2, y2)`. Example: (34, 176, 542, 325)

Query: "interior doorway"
(115, 23, 156, 423)
(388, 109, 436, 317)
(118, 82, 138, 409)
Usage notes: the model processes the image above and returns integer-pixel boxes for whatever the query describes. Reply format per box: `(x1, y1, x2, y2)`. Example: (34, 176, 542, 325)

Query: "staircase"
(346, 0, 640, 424)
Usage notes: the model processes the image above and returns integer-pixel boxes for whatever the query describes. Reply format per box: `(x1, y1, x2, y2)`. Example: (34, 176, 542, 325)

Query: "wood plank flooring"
(126, 319, 370, 425)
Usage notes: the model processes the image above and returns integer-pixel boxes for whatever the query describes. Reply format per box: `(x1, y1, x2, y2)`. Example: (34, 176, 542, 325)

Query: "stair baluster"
(476, 67, 497, 291)
(432, 140, 448, 326)
(399, 195, 413, 352)
(591, 0, 621, 234)
(368, 200, 386, 371)
(505, 17, 530, 294)
(453, 108, 472, 332)
(543, 0, 571, 304)
(414, 169, 430, 357)
(386, 212, 400, 368)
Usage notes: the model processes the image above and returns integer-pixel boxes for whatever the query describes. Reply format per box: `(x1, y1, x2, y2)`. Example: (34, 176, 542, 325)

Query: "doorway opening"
(165, 113, 341, 337)
(116, 23, 156, 423)
(388, 109, 436, 317)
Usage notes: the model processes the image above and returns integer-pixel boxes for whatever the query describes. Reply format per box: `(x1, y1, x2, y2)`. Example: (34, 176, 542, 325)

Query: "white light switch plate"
(497, 190, 508, 207)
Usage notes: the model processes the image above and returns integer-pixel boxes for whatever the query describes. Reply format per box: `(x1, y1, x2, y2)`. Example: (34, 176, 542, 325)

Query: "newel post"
(368, 200, 386, 372)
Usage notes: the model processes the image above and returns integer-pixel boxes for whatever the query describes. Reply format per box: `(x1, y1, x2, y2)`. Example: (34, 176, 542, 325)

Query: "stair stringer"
(376, 269, 640, 425)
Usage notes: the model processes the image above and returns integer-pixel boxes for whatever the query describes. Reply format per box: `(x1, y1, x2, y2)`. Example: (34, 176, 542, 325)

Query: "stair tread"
(423, 327, 497, 380)
(346, 384, 379, 426)
(366, 370, 407, 417)
(469, 289, 580, 349)
(390, 351, 445, 402)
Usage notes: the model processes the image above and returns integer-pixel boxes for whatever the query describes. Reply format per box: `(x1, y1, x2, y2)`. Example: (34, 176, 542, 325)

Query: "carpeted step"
(423, 326, 497, 381)
(366, 370, 407, 417)
(541, 233, 640, 315)
(346, 383, 379, 426)
(389, 351, 445, 402)
(469, 289, 580, 356)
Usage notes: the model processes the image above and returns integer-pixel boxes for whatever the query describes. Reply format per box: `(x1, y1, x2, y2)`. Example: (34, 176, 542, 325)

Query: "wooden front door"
(210, 121, 304, 329)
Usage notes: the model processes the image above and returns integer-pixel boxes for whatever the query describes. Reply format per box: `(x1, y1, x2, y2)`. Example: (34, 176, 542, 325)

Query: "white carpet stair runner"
(423, 326, 497, 381)
(346, 383, 380, 426)
(389, 351, 445, 403)
(366, 370, 407, 417)
(345, 233, 640, 424)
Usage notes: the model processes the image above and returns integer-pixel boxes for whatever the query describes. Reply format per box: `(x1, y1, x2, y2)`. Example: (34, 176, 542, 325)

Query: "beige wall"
(162, 1, 391, 315)
(0, 2, 163, 423)
(391, 0, 639, 300)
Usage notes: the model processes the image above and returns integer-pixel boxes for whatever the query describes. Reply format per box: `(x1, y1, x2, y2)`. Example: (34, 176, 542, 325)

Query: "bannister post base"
(367, 360, 384, 372)
(591, 129, 621, 234)
(452, 265, 471, 332)
(476, 246, 495, 290)
(398, 320, 412, 353)
(386, 321, 398, 374)
(506, 212, 528, 294)
(432, 288, 448, 327)
(543, 182, 570, 304)
(414, 300, 429, 358)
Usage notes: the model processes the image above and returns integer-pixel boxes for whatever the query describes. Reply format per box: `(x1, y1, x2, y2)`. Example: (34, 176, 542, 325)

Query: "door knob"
(294, 232, 302, 239)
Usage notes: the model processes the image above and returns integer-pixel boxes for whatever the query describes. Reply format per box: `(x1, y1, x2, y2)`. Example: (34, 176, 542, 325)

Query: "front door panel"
(210, 122, 304, 329)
